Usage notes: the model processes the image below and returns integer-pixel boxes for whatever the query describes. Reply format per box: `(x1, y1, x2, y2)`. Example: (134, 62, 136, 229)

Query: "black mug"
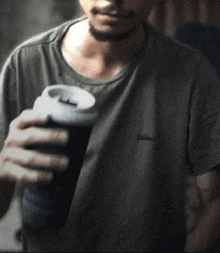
(21, 85, 98, 231)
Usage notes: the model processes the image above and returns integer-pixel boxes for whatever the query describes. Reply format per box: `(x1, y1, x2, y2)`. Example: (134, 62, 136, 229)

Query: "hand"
(0, 110, 69, 184)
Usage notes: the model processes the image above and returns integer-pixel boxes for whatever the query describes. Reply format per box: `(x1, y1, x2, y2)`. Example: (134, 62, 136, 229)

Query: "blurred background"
(1, 0, 220, 251)
(0, 0, 79, 69)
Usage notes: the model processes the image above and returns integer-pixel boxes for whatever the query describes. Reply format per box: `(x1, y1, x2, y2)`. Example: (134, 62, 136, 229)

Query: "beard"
(89, 22, 137, 42)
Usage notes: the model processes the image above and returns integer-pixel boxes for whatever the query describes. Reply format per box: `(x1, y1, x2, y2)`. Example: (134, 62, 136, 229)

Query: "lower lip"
(97, 14, 127, 22)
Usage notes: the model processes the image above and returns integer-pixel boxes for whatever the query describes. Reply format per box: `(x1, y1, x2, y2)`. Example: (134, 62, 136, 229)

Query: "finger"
(10, 109, 49, 130)
(3, 148, 69, 172)
(1, 163, 53, 184)
(5, 127, 69, 148)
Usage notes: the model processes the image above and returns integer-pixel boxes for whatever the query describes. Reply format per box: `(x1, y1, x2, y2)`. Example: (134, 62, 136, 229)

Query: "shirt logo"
(137, 134, 156, 141)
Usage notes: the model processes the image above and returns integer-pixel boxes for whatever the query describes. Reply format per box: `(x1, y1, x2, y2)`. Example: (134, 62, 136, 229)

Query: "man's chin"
(89, 23, 136, 42)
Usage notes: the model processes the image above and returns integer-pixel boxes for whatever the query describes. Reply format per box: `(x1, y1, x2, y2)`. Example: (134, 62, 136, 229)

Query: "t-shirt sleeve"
(188, 56, 220, 176)
(0, 56, 17, 151)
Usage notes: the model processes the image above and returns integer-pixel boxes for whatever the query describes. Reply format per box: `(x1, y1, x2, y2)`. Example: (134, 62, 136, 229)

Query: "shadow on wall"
(168, 23, 220, 76)
(0, 0, 79, 69)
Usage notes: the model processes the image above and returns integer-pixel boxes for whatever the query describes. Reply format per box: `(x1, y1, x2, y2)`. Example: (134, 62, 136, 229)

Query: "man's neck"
(61, 18, 147, 80)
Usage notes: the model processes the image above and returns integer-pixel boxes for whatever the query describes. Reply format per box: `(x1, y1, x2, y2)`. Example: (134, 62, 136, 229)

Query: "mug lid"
(34, 85, 98, 126)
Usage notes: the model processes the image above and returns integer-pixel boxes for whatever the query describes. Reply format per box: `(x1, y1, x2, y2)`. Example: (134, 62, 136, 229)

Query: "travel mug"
(21, 85, 98, 231)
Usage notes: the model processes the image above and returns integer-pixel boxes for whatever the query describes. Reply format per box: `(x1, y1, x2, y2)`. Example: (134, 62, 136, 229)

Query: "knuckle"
(24, 153, 35, 166)
(4, 135, 16, 147)
(1, 152, 9, 164)
(9, 111, 28, 128)
(9, 110, 31, 129)
(43, 130, 60, 143)
(48, 130, 59, 140)
(24, 133, 32, 145)
(46, 156, 58, 167)
(4, 138, 11, 147)
(54, 130, 68, 143)
(23, 128, 36, 144)
(9, 120, 20, 133)
(45, 155, 67, 170)
(9, 119, 16, 129)
(28, 127, 46, 143)
(0, 160, 9, 174)
(19, 170, 37, 183)
(5, 129, 23, 148)
(1, 148, 15, 164)
(30, 171, 50, 183)
(32, 172, 42, 182)
(20, 109, 32, 117)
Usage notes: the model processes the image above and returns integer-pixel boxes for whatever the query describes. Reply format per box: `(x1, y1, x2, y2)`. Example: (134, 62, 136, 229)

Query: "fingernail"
(59, 157, 69, 169)
(60, 131, 69, 143)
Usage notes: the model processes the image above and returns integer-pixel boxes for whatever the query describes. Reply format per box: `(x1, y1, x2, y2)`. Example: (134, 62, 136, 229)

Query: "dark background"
(0, 0, 79, 69)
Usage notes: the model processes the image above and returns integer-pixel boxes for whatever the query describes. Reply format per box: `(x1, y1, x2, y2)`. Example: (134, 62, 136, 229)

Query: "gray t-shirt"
(1, 18, 220, 252)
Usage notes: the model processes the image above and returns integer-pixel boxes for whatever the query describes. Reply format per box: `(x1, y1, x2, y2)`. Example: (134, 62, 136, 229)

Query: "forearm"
(185, 197, 220, 252)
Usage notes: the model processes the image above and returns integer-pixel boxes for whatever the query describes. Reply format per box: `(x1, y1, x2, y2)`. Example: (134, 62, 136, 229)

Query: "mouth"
(91, 7, 135, 19)
(99, 11, 135, 19)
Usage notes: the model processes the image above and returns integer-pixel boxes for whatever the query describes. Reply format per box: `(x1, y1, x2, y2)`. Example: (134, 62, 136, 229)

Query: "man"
(1, 0, 220, 251)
